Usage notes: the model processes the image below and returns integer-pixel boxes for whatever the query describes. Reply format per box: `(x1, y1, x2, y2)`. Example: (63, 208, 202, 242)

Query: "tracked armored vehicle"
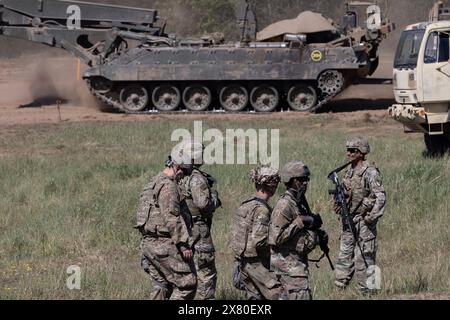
(0, 0, 394, 113)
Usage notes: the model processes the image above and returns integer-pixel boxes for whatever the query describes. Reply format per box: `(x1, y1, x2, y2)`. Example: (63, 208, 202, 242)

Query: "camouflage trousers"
(141, 237, 197, 300)
(193, 250, 217, 300)
(240, 258, 284, 300)
(335, 225, 378, 291)
(192, 220, 217, 300)
(271, 249, 312, 300)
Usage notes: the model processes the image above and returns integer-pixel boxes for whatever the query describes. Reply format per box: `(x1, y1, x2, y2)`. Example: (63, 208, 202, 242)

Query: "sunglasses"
(298, 177, 310, 183)
(347, 148, 359, 154)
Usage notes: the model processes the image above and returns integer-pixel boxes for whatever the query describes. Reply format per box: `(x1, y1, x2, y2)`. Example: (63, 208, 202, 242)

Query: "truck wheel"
(424, 134, 450, 156)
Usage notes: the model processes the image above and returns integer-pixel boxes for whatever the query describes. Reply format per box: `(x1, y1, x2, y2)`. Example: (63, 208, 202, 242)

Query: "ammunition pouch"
(185, 198, 202, 217)
(140, 206, 171, 238)
(294, 229, 319, 256)
(135, 198, 153, 230)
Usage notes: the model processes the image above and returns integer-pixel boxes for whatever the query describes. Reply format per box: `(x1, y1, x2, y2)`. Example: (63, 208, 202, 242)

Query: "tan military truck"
(389, 1, 450, 154)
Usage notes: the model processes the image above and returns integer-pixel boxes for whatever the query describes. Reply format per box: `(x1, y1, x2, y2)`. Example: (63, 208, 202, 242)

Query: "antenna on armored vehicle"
(236, 0, 257, 42)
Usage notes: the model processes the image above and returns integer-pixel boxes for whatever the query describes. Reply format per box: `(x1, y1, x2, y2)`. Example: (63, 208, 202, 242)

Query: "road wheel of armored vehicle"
(219, 85, 249, 112)
(424, 134, 450, 156)
(152, 85, 181, 111)
(287, 85, 318, 112)
(183, 85, 212, 112)
(318, 70, 345, 96)
(250, 85, 279, 112)
(87, 77, 113, 95)
(119, 85, 149, 112)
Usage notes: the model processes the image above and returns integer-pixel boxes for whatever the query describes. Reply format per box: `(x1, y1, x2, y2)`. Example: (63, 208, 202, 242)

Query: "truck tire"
(424, 134, 450, 156)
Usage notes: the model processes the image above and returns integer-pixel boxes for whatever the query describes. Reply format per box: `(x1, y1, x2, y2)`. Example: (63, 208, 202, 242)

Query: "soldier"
(333, 137, 386, 293)
(135, 156, 197, 300)
(230, 166, 284, 300)
(269, 161, 325, 300)
(178, 141, 221, 300)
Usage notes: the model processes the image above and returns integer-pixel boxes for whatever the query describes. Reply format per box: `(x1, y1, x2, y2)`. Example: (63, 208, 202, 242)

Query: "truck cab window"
(424, 31, 450, 63)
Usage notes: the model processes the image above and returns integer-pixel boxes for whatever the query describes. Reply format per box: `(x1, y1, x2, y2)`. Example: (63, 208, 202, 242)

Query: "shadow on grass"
(18, 96, 69, 108)
(422, 150, 450, 159)
(318, 98, 395, 114)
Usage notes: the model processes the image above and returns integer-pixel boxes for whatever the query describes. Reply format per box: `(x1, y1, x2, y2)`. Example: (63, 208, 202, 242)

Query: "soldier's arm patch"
(252, 206, 270, 249)
(367, 167, 385, 192)
(365, 167, 387, 220)
(253, 205, 270, 227)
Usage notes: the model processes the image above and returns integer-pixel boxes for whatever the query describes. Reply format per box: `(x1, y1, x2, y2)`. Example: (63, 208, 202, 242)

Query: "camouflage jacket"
(268, 190, 305, 248)
(179, 168, 218, 221)
(343, 161, 386, 224)
(137, 172, 191, 249)
(231, 196, 272, 259)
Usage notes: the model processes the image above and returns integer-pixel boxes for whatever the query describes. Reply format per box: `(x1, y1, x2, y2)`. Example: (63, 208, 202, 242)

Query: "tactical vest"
(135, 173, 171, 237)
(275, 192, 318, 256)
(343, 162, 377, 216)
(231, 197, 271, 258)
(180, 169, 212, 218)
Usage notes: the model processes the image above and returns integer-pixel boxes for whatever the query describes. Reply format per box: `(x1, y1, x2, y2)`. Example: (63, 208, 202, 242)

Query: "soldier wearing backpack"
(135, 156, 197, 300)
(231, 166, 284, 300)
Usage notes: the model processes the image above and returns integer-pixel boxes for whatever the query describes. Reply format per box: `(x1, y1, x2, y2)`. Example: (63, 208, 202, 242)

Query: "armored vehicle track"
(86, 70, 346, 114)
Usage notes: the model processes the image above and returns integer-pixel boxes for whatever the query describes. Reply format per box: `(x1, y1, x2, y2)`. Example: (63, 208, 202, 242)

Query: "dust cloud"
(0, 56, 99, 109)
(27, 59, 97, 107)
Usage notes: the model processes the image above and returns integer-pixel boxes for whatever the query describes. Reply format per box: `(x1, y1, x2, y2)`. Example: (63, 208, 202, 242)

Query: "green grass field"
(0, 114, 449, 300)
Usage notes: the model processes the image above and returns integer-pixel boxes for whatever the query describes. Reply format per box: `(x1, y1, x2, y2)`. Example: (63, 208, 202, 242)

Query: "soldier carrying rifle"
(329, 137, 387, 293)
(269, 161, 332, 300)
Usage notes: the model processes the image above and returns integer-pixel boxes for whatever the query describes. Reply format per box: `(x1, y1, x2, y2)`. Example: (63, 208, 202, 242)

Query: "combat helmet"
(172, 140, 205, 168)
(280, 161, 311, 183)
(346, 137, 370, 154)
(250, 166, 281, 188)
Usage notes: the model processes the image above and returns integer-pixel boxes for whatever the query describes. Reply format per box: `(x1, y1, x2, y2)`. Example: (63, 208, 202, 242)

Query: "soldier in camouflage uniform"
(333, 137, 386, 292)
(135, 156, 197, 300)
(269, 161, 325, 300)
(230, 166, 284, 300)
(178, 141, 221, 300)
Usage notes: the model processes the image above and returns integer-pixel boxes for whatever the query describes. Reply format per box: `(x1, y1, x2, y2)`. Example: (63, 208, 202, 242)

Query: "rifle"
(327, 162, 368, 268)
(298, 192, 335, 271)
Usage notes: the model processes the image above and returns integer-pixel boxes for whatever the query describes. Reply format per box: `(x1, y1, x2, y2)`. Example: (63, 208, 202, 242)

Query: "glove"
(311, 213, 323, 229)
(364, 215, 376, 225)
(300, 215, 314, 229)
